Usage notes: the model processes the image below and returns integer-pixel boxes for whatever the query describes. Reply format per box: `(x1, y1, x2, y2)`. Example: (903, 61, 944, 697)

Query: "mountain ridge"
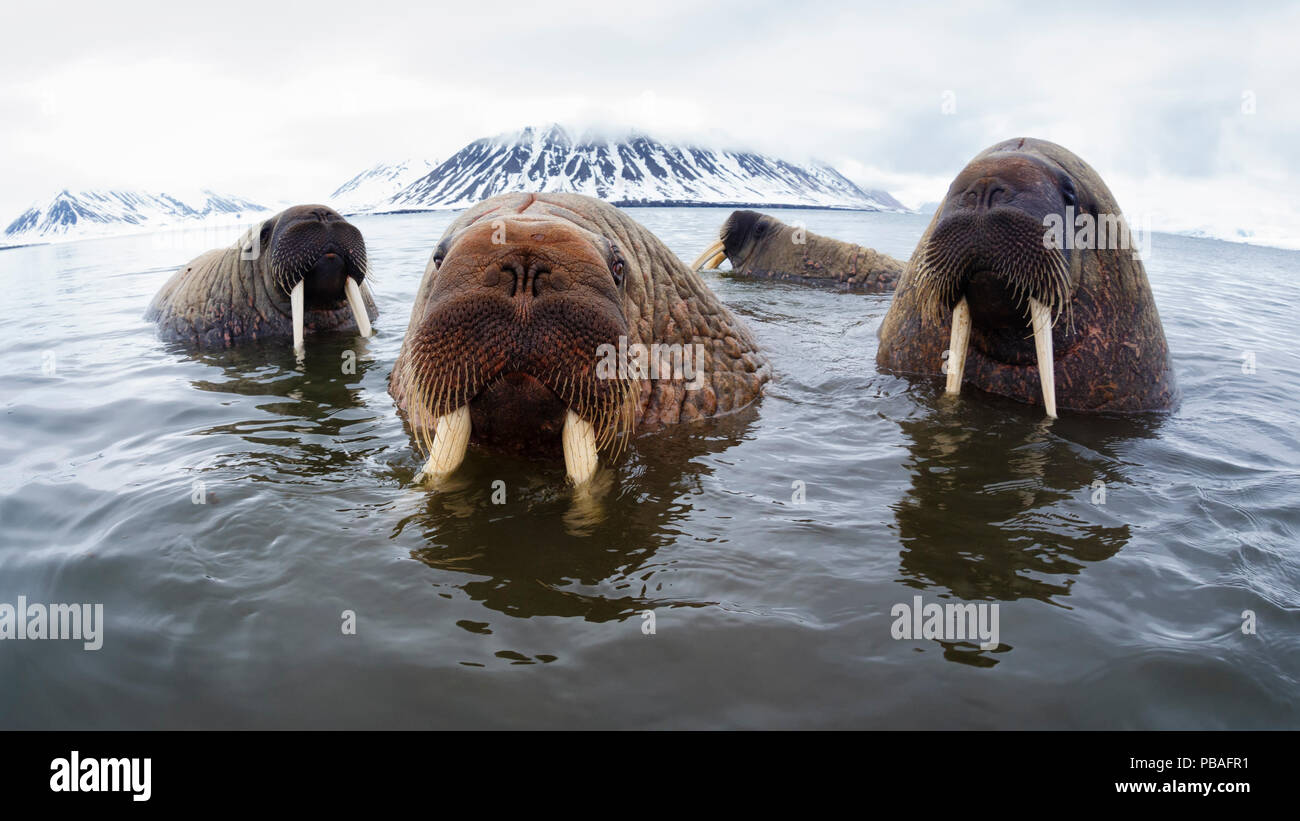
(3, 189, 271, 246)
(1, 126, 911, 247)
(329, 159, 437, 215)
(365, 125, 905, 214)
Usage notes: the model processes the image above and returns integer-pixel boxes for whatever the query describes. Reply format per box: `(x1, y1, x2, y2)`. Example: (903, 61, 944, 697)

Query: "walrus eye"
(1060, 177, 1078, 209)
(604, 241, 625, 286)
(257, 221, 274, 256)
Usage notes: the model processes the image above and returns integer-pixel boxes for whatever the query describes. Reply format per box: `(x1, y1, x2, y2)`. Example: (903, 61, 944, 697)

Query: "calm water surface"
(1, 207, 1297, 728)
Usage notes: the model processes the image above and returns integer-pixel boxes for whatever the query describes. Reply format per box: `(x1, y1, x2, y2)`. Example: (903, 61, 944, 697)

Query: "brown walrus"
(690, 210, 903, 292)
(877, 138, 1177, 415)
(390, 192, 771, 485)
(146, 204, 376, 352)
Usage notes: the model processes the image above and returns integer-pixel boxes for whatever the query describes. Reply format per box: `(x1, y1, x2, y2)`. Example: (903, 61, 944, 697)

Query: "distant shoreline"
(1, 201, 911, 251)
(3, 205, 1298, 254)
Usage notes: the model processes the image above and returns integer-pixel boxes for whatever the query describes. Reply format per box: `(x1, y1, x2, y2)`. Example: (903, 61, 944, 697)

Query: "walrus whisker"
(913, 211, 1074, 331)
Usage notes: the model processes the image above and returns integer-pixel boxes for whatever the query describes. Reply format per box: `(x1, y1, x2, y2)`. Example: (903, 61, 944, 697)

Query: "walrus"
(389, 192, 770, 486)
(690, 210, 903, 292)
(146, 204, 376, 352)
(877, 138, 1177, 415)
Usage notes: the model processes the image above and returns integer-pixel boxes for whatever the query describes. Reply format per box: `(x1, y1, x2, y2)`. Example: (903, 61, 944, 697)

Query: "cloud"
(1, 0, 1297, 243)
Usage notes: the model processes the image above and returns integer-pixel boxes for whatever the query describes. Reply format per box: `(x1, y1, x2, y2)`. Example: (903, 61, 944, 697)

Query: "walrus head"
(263, 205, 372, 350)
(391, 192, 771, 488)
(691, 209, 902, 292)
(146, 203, 377, 350)
(703, 209, 774, 270)
(397, 212, 637, 485)
(878, 138, 1176, 415)
(915, 153, 1077, 322)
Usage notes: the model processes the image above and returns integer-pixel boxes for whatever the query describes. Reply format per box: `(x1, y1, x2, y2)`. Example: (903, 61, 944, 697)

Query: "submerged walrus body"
(691, 210, 903, 292)
(878, 138, 1177, 415)
(146, 204, 376, 351)
(390, 192, 771, 486)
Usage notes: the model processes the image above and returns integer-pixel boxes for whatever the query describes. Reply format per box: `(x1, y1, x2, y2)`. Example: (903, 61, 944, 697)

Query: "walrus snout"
(720, 209, 770, 265)
(270, 222, 367, 293)
(917, 206, 1073, 325)
(401, 215, 635, 485)
(302, 250, 350, 308)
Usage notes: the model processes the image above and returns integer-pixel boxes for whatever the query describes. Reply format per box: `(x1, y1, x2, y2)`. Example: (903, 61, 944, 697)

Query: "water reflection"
(173, 334, 382, 478)
(891, 394, 1165, 664)
(399, 409, 760, 622)
(180, 335, 375, 406)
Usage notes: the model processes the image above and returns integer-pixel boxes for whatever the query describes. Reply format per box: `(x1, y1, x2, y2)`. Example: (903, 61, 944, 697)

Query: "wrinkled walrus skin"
(878, 138, 1177, 414)
(146, 205, 377, 349)
(692, 210, 903, 292)
(390, 192, 771, 483)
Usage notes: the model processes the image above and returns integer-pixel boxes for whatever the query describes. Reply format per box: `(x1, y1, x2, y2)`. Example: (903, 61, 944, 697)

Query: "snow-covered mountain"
(379, 125, 906, 212)
(2, 189, 272, 247)
(328, 159, 436, 214)
(2, 126, 906, 248)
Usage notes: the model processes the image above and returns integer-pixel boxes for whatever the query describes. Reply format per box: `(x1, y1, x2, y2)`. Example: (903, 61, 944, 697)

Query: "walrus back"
(146, 226, 267, 347)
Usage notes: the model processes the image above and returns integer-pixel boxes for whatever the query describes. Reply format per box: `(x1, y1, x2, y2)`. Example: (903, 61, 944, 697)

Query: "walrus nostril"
(954, 178, 1013, 212)
(500, 262, 522, 297)
(527, 263, 549, 297)
(492, 260, 555, 299)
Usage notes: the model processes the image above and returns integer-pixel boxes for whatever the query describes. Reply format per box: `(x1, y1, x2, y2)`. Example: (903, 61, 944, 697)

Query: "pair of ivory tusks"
(414, 408, 599, 487)
(945, 296, 1058, 419)
(291, 278, 373, 356)
(690, 240, 727, 271)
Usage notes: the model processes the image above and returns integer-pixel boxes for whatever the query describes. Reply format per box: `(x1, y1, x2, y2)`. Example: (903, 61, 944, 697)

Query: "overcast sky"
(2, 0, 1297, 243)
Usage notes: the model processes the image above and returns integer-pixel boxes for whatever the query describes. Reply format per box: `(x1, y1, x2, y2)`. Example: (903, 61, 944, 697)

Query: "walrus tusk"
(562, 410, 599, 485)
(1029, 298, 1057, 418)
(945, 297, 971, 395)
(344, 278, 373, 338)
(690, 240, 726, 271)
(414, 405, 472, 484)
(290, 280, 305, 355)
